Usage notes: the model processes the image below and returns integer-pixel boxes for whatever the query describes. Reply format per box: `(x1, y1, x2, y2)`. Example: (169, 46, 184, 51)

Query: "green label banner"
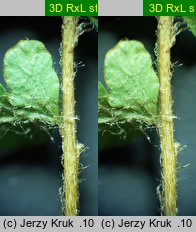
(45, 0, 98, 16)
(143, 0, 196, 16)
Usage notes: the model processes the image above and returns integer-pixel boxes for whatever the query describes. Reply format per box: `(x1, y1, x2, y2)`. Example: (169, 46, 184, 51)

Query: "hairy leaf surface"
(98, 40, 159, 133)
(0, 40, 60, 125)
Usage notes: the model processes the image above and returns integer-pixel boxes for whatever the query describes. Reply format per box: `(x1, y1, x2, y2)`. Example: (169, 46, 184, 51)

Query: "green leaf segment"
(183, 17, 196, 37)
(0, 40, 60, 126)
(99, 40, 159, 131)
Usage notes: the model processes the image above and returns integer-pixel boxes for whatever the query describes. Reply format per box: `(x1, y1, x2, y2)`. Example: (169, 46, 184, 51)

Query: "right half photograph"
(98, 16, 196, 216)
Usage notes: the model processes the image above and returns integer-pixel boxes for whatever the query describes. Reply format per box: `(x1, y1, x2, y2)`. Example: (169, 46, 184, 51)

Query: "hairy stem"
(157, 16, 177, 216)
(60, 16, 80, 216)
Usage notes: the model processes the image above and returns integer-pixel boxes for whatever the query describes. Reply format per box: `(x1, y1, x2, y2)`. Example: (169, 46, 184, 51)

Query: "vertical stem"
(61, 16, 80, 216)
(157, 16, 177, 216)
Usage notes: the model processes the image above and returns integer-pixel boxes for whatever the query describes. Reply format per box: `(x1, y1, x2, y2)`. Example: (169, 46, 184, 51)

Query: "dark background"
(0, 17, 97, 216)
(99, 17, 196, 216)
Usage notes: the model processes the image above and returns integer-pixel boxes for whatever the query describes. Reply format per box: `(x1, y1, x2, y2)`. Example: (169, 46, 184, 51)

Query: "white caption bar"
(0, 216, 195, 231)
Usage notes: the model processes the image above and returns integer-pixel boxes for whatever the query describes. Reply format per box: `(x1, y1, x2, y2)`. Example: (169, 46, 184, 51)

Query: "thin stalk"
(60, 16, 81, 216)
(157, 16, 177, 216)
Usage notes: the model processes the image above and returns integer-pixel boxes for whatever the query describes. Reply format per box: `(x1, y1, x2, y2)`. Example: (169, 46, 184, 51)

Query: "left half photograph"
(0, 16, 98, 216)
